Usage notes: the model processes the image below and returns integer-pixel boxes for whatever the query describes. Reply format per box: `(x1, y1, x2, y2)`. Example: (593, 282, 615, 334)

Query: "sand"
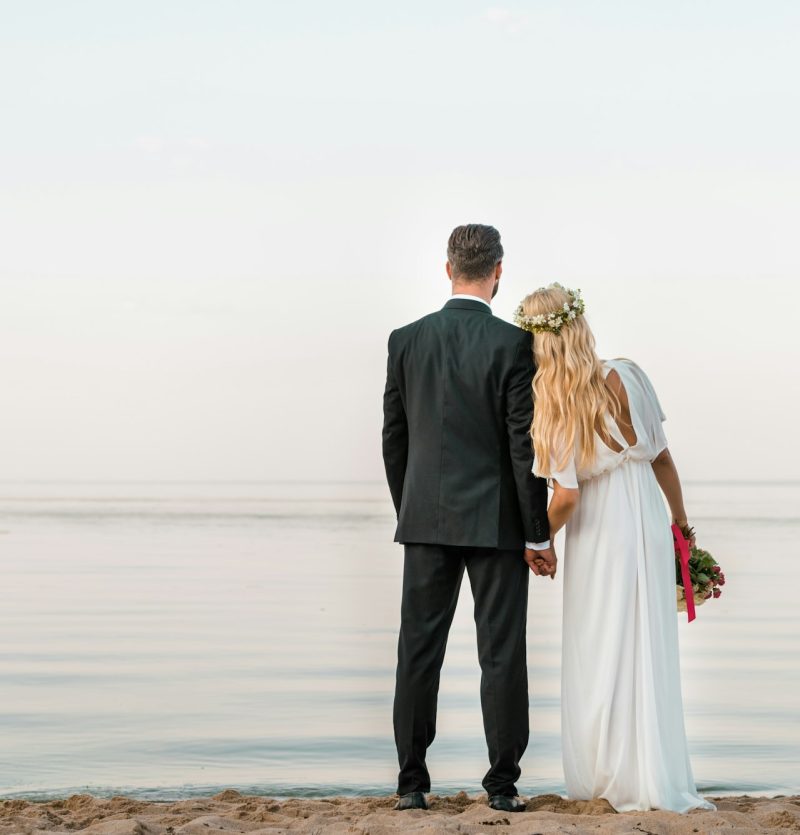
(2, 790, 799, 835)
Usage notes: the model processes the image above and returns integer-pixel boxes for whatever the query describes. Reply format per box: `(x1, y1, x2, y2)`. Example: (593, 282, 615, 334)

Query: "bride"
(515, 283, 715, 814)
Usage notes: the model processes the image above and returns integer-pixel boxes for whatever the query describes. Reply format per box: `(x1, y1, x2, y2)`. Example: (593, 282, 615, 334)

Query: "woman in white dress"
(515, 283, 715, 814)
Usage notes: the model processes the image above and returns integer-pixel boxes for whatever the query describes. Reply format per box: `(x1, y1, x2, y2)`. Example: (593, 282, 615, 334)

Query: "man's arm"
(506, 333, 551, 548)
(382, 332, 408, 515)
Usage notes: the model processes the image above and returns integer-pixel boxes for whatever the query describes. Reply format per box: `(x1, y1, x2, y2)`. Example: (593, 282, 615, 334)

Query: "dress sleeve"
(617, 359, 668, 459)
(532, 442, 579, 489)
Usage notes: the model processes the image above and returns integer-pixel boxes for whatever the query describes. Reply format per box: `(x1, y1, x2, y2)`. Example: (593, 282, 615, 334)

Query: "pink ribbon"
(672, 523, 695, 623)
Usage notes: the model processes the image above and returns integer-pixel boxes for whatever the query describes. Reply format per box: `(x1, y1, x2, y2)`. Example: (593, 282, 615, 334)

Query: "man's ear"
(445, 261, 453, 280)
(495, 261, 503, 281)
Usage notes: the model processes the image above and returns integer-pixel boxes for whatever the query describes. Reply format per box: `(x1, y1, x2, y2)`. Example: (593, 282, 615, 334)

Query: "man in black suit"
(382, 224, 556, 813)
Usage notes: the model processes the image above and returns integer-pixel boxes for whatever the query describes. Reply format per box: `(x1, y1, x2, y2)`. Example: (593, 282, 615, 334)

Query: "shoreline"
(1, 786, 793, 802)
(2, 789, 798, 834)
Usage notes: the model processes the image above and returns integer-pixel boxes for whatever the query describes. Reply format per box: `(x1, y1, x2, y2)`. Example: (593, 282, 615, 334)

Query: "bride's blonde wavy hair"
(520, 285, 620, 476)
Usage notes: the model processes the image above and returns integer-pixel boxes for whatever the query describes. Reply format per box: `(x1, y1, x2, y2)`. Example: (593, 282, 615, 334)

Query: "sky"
(1, 0, 798, 483)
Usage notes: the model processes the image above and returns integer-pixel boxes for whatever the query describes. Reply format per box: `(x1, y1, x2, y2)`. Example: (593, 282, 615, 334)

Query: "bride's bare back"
(596, 368, 637, 452)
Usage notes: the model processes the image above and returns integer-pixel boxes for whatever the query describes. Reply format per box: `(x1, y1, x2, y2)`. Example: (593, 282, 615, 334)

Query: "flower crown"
(513, 283, 585, 334)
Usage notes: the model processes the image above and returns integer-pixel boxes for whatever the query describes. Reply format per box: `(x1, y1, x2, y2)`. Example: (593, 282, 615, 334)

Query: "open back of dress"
(541, 357, 669, 489)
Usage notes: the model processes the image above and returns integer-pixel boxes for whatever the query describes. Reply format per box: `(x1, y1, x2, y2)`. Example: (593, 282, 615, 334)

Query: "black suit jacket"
(382, 297, 550, 550)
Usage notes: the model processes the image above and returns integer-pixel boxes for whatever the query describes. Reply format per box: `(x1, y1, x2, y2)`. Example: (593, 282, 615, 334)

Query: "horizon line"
(0, 479, 798, 487)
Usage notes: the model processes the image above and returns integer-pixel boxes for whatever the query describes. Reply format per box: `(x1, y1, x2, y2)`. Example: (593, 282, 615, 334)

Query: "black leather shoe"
(394, 791, 429, 810)
(488, 794, 526, 812)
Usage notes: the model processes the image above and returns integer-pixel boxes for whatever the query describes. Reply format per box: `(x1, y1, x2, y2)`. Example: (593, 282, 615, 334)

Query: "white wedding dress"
(536, 358, 715, 813)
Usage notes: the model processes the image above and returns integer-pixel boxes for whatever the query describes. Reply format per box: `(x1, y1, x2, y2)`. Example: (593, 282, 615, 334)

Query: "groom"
(382, 224, 555, 812)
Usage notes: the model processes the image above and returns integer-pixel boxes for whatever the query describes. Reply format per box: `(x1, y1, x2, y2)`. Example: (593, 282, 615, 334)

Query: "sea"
(1, 480, 798, 801)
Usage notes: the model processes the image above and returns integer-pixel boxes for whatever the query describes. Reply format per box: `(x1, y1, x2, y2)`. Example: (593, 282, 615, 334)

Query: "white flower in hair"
(513, 283, 586, 335)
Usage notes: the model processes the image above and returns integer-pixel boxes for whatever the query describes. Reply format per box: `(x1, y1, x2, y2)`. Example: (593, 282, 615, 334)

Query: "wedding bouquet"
(675, 544, 725, 611)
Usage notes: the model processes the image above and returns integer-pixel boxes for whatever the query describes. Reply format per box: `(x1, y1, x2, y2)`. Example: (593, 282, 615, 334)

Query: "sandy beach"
(2, 790, 799, 834)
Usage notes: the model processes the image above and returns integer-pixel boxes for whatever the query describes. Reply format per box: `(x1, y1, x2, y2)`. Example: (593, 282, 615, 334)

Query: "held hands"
(524, 546, 557, 579)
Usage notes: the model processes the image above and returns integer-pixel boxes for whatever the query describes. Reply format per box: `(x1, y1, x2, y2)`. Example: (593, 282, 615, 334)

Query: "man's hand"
(524, 546, 557, 579)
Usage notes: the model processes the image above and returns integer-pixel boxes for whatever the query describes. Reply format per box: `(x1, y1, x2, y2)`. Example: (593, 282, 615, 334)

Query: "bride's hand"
(674, 519, 696, 548)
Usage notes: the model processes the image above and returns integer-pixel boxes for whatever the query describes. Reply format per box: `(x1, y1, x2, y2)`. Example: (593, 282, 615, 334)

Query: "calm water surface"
(1, 481, 798, 799)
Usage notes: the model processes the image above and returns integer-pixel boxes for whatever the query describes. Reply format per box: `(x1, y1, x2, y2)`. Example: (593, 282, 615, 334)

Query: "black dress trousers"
(393, 543, 530, 797)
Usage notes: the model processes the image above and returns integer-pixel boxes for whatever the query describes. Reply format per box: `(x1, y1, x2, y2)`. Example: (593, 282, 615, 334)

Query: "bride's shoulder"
(603, 358, 665, 415)
(603, 356, 641, 371)
(602, 357, 652, 382)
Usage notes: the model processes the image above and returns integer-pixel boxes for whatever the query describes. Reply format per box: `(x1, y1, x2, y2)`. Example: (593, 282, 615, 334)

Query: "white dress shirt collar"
(450, 294, 492, 309)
